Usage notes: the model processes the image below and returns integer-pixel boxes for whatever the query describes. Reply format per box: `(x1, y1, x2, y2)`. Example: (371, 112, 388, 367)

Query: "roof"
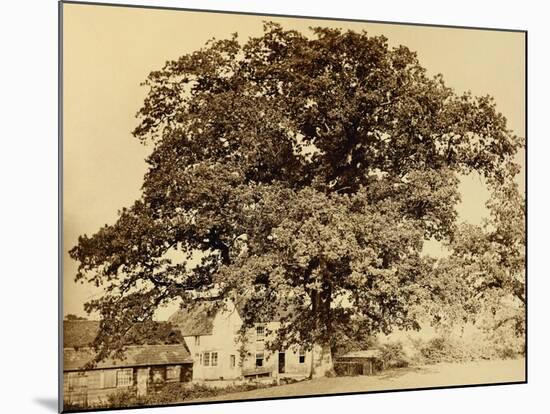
(64, 319, 185, 348)
(63, 321, 100, 348)
(339, 350, 383, 359)
(168, 302, 220, 336)
(64, 344, 193, 371)
(168, 299, 302, 336)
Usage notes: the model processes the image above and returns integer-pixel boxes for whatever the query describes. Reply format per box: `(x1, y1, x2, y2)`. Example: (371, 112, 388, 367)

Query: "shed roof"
(340, 350, 383, 359)
(64, 344, 193, 372)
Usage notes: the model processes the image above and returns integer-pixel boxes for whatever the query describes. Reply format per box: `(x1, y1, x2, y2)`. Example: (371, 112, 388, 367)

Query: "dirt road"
(188, 359, 525, 403)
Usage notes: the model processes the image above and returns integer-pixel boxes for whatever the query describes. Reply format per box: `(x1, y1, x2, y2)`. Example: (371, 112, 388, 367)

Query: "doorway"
(278, 352, 285, 374)
(136, 368, 149, 397)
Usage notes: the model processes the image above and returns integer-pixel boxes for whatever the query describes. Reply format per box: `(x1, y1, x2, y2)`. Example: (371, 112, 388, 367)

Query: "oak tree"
(69, 23, 522, 374)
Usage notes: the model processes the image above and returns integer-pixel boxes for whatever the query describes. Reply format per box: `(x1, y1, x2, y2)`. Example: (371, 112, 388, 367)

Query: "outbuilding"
(334, 349, 384, 376)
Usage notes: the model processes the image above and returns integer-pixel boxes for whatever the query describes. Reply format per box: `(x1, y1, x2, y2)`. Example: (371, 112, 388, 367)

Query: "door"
(136, 368, 149, 397)
(278, 352, 285, 374)
(65, 372, 88, 407)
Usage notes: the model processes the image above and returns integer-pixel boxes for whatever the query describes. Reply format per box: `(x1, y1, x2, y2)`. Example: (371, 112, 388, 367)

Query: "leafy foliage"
(66, 382, 283, 410)
(424, 177, 525, 336)
(105, 382, 276, 409)
(379, 341, 409, 368)
(331, 316, 379, 356)
(69, 23, 522, 363)
(419, 336, 473, 364)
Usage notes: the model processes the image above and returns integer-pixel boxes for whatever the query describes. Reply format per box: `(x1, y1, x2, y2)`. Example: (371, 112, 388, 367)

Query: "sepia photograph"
(61, 1, 526, 411)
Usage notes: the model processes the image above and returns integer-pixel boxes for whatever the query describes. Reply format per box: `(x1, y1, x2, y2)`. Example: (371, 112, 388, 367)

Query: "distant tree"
(65, 314, 87, 321)
(69, 23, 522, 375)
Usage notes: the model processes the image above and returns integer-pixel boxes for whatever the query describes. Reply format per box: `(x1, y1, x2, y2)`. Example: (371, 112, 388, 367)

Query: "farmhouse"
(63, 321, 193, 407)
(168, 299, 332, 381)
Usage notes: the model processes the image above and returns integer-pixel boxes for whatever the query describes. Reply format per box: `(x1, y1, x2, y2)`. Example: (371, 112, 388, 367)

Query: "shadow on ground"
(34, 397, 58, 412)
(377, 365, 435, 380)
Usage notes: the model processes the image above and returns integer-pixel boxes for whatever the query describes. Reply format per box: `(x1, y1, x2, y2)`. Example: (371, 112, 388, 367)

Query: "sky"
(62, 3, 525, 320)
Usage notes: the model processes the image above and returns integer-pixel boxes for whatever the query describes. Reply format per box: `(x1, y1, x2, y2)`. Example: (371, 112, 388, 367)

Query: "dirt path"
(188, 359, 525, 403)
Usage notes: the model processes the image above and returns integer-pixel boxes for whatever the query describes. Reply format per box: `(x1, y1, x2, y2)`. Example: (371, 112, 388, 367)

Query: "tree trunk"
(308, 260, 335, 378)
(308, 289, 334, 378)
(309, 288, 320, 379)
(310, 343, 333, 378)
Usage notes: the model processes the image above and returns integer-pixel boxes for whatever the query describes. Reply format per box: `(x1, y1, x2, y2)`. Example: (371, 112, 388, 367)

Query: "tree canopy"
(69, 23, 523, 367)
(430, 177, 525, 336)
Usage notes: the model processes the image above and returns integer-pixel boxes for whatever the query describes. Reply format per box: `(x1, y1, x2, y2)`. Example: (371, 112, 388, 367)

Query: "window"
(194, 336, 200, 346)
(256, 352, 264, 367)
(116, 368, 133, 387)
(299, 349, 306, 364)
(230, 354, 236, 368)
(203, 352, 218, 367)
(166, 365, 181, 382)
(151, 367, 165, 383)
(197, 353, 202, 365)
(256, 325, 265, 341)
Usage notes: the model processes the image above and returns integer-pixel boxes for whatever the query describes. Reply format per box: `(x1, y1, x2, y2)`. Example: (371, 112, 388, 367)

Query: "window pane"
(151, 367, 164, 383)
(116, 368, 133, 387)
(256, 353, 264, 367)
(204, 352, 210, 366)
(230, 354, 236, 368)
(211, 352, 218, 366)
(256, 326, 265, 341)
(166, 365, 181, 381)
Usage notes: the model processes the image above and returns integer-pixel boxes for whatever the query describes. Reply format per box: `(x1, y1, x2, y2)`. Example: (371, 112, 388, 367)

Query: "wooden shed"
(334, 350, 384, 376)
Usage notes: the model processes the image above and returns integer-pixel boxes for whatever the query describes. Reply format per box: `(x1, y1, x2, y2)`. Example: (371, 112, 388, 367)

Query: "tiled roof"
(63, 319, 185, 348)
(168, 302, 219, 336)
(64, 344, 193, 371)
(63, 321, 100, 348)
